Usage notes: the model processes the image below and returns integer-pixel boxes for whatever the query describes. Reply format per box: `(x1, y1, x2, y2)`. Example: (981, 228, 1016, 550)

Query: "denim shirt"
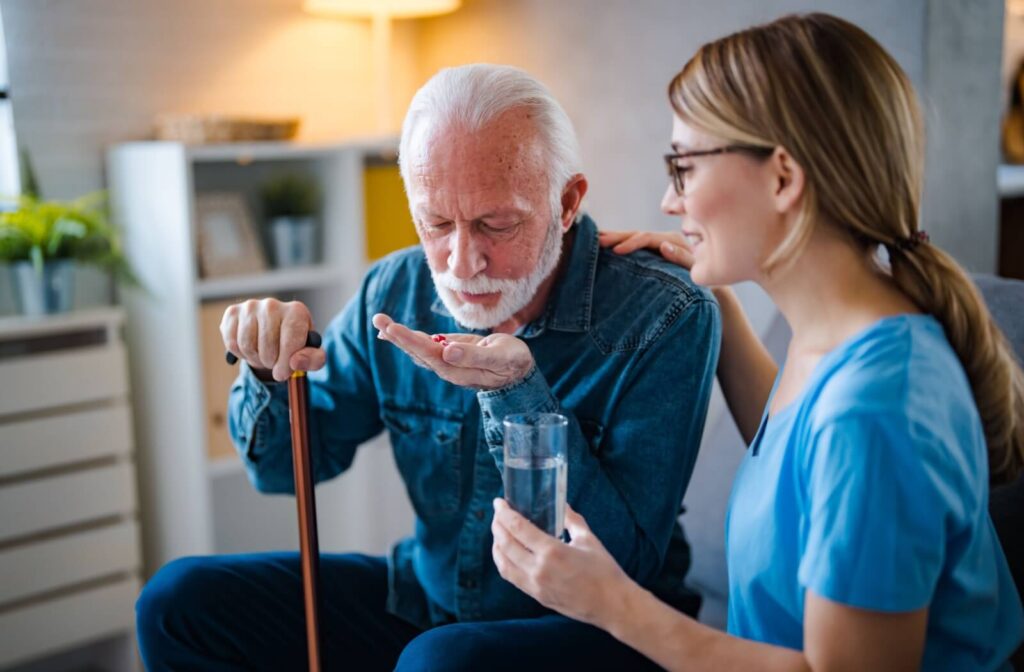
(229, 214, 721, 629)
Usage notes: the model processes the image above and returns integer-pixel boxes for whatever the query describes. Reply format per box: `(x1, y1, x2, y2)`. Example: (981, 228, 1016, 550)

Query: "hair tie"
(894, 230, 929, 253)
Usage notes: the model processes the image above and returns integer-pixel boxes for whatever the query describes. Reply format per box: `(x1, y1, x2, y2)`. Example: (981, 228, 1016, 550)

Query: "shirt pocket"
(381, 405, 463, 522)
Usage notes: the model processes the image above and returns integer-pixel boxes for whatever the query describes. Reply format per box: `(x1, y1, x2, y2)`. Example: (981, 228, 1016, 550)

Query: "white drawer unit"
(0, 308, 141, 670)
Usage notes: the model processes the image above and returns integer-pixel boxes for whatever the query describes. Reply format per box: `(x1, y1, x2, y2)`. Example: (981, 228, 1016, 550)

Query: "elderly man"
(135, 64, 719, 671)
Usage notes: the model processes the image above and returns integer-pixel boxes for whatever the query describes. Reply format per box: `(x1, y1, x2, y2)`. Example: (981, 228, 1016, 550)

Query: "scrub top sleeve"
(797, 414, 949, 612)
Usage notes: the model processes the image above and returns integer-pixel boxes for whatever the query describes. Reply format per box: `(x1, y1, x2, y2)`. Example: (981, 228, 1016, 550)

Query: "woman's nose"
(661, 182, 685, 216)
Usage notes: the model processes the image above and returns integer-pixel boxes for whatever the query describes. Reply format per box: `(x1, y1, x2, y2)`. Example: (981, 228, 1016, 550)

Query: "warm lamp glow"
(303, 0, 461, 19)
(303, 0, 460, 133)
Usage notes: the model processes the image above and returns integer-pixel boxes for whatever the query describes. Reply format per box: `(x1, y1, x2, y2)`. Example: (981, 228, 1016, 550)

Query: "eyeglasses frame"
(664, 144, 775, 195)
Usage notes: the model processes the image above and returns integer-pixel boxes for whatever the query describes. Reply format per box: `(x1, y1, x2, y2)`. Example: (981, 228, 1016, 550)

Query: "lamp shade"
(303, 0, 460, 19)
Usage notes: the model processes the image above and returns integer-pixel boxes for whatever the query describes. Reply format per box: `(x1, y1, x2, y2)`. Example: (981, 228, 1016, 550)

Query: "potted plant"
(0, 192, 136, 315)
(260, 173, 321, 268)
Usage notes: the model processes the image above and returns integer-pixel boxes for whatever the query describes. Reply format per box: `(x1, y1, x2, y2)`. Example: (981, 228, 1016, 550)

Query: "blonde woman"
(491, 13, 1024, 671)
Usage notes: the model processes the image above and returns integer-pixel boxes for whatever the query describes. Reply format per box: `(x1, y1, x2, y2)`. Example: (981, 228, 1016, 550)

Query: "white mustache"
(433, 272, 521, 294)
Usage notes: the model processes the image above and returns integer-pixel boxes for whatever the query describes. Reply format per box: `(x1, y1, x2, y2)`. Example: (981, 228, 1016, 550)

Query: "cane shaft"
(289, 371, 322, 672)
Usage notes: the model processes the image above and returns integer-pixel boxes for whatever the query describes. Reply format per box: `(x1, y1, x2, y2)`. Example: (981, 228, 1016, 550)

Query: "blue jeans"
(136, 553, 664, 671)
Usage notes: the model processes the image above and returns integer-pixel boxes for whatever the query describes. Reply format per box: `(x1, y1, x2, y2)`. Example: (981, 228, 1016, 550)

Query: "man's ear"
(559, 174, 588, 230)
(769, 147, 805, 215)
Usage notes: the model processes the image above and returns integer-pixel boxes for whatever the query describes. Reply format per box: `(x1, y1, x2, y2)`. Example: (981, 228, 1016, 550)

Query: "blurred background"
(0, 1, 1019, 670)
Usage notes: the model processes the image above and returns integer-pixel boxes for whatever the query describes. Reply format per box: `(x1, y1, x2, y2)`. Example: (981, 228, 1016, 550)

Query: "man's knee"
(395, 624, 493, 672)
(136, 555, 226, 645)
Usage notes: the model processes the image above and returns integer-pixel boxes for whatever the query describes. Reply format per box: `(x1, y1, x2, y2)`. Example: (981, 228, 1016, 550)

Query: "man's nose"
(661, 183, 685, 216)
(448, 226, 487, 279)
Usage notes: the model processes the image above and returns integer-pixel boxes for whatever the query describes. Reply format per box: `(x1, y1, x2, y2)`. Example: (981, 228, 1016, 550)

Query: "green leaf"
(29, 245, 43, 273)
(0, 190, 140, 288)
(48, 217, 87, 256)
(19, 148, 41, 199)
(260, 173, 321, 218)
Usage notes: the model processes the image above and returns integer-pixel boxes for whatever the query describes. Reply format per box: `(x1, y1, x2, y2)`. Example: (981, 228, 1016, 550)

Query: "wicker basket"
(154, 114, 300, 144)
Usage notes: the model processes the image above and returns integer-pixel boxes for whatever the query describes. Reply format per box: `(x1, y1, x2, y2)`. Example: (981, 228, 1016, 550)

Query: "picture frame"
(194, 192, 267, 278)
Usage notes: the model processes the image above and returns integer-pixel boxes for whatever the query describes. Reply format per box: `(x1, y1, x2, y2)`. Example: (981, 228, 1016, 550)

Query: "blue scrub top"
(725, 314, 1023, 670)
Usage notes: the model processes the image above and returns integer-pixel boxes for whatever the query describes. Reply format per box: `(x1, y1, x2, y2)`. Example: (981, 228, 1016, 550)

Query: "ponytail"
(889, 244, 1024, 485)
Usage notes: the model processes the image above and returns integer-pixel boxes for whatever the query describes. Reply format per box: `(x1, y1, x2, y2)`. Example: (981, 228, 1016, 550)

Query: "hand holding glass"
(502, 413, 568, 537)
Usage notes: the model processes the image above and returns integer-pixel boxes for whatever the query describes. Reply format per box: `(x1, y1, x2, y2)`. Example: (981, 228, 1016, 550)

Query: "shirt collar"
(541, 213, 597, 334)
(429, 213, 599, 336)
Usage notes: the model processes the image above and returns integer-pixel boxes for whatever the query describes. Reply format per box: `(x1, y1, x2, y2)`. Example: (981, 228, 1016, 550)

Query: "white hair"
(398, 63, 583, 219)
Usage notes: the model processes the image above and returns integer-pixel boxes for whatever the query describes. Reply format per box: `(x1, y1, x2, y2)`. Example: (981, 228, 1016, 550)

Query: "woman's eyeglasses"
(664, 145, 774, 196)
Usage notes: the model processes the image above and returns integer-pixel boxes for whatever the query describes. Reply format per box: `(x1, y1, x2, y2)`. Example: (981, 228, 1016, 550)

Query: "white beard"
(430, 216, 565, 330)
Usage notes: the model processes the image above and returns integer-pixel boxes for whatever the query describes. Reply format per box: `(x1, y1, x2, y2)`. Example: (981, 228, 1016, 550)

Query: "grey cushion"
(974, 274, 1024, 364)
(975, 274, 1024, 668)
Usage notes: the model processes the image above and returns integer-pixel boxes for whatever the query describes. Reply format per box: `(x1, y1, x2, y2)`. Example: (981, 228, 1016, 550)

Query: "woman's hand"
(491, 498, 635, 629)
(598, 229, 694, 269)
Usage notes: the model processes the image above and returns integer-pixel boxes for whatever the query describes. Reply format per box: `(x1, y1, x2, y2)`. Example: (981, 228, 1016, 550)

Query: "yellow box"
(364, 161, 419, 260)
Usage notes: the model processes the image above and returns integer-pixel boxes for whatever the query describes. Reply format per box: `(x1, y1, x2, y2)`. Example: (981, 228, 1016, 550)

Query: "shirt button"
(482, 410, 490, 419)
(474, 509, 485, 520)
(465, 579, 477, 589)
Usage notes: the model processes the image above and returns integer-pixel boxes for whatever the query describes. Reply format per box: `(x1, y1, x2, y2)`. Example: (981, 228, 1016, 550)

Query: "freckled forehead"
(407, 109, 548, 192)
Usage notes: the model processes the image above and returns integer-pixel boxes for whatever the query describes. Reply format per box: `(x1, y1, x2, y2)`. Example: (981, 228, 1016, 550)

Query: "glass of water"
(502, 413, 568, 537)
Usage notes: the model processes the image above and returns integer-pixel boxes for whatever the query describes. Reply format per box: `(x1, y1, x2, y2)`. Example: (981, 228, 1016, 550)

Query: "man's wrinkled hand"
(372, 313, 535, 391)
(220, 298, 325, 381)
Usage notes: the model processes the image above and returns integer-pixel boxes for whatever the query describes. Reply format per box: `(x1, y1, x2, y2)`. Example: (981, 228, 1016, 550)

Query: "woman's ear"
(769, 146, 805, 214)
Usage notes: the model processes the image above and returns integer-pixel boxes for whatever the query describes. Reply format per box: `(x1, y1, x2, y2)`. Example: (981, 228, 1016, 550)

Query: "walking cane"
(227, 331, 323, 672)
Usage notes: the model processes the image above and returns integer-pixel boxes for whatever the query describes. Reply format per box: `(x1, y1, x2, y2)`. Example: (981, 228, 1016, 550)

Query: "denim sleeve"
(227, 275, 385, 494)
(478, 296, 721, 584)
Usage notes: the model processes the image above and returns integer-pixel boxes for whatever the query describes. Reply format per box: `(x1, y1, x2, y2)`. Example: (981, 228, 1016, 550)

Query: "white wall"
(1, 0, 418, 199)
(0, 0, 419, 312)
(416, 0, 927, 241)
(921, 1, 1003, 271)
(3, 0, 1000, 268)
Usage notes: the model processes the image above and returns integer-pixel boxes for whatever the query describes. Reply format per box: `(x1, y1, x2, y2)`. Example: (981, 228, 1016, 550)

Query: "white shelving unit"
(196, 264, 346, 300)
(0, 308, 141, 669)
(107, 138, 415, 577)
